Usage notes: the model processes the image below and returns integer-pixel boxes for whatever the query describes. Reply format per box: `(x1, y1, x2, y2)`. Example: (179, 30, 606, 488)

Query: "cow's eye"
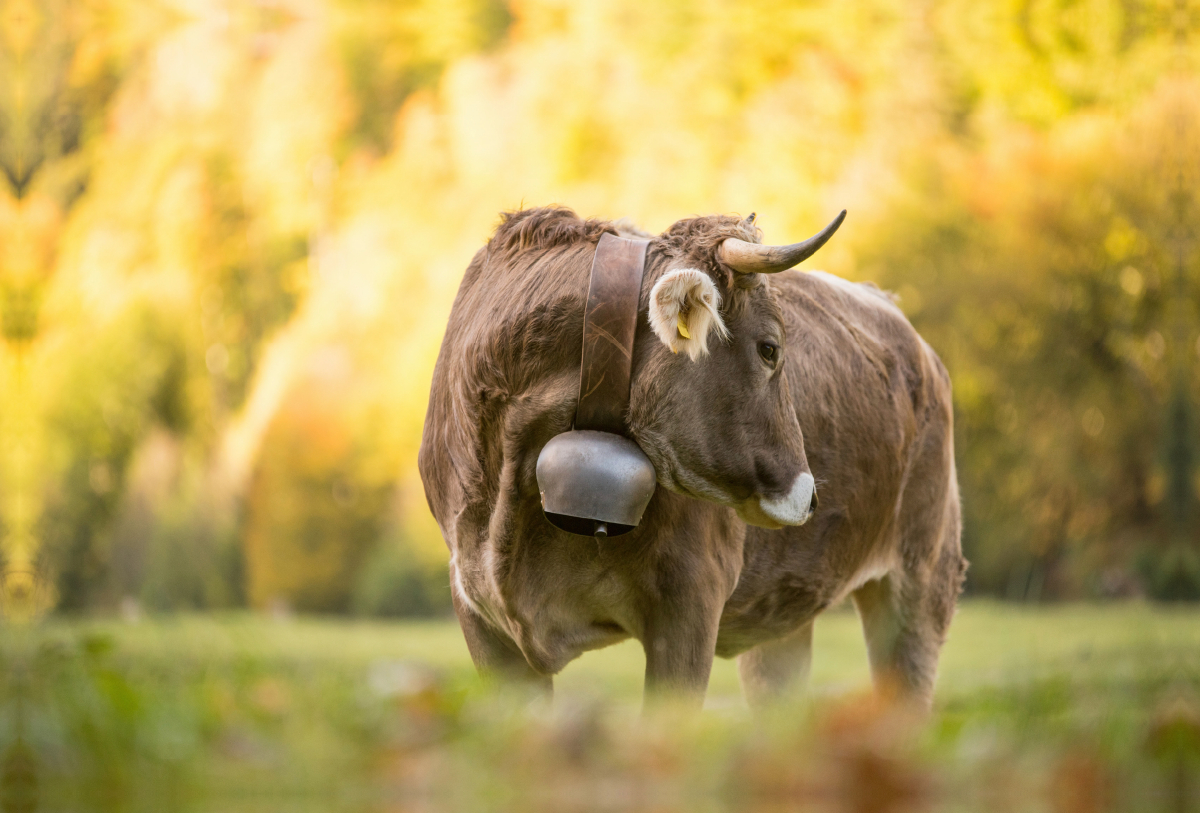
(758, 341, 779, 365)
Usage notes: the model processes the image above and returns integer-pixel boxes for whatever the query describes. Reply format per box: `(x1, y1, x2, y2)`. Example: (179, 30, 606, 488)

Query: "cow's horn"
(718, 210, 847, 275)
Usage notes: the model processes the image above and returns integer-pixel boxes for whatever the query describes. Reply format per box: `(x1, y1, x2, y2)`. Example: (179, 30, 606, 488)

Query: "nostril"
(809, 489, 819, 513)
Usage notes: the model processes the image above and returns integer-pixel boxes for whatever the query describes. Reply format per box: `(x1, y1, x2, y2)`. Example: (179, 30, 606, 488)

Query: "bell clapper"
(594, 521, 608, 538)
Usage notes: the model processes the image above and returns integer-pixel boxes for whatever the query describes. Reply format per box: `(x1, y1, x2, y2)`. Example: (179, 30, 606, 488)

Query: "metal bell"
(536, 430, 657, 538)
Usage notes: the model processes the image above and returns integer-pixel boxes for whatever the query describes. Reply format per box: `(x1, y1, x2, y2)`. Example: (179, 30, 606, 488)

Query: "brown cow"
(418, 207, 966, 710)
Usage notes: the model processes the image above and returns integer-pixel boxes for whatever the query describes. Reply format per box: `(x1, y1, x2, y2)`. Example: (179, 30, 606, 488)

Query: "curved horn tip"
(743, 212, 756, 225)
(718, 208, 848, 275)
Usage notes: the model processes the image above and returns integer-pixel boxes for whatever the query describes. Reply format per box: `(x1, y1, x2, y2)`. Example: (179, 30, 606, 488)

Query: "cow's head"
(628, 211, 845, 529)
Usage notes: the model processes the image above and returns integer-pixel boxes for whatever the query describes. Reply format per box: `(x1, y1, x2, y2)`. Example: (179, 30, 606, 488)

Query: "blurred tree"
(242, 356, 393, 612)
(335, 0, 512, 154)
(36, 306, 190, 610)
(857, 82, 1198, 599)
(350, 530, 452, 617)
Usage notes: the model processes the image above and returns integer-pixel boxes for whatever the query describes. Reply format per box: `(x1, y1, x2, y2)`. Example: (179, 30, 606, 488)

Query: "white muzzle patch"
(759, 472, 816, 526)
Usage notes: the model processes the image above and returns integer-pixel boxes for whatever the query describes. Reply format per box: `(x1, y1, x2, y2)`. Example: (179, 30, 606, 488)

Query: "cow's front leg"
(641, 591, 724, 710)
(452, 582, 551, 698)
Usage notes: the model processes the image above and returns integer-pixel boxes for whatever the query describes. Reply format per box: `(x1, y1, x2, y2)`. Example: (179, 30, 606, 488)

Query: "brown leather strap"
(575, 233, 650, 434)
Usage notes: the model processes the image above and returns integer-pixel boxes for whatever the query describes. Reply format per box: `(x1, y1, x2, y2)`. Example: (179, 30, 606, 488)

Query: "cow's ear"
(648, 268, 729, 361)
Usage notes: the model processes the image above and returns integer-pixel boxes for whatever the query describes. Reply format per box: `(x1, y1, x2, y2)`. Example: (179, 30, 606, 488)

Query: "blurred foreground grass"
(2, 601, 1198, 812)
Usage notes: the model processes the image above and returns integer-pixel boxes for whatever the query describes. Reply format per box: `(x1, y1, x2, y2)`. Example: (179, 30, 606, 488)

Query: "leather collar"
(575, 232, 650, 435)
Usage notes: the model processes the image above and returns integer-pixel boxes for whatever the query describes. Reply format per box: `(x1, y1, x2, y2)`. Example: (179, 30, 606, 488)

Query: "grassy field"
(2, 601, 1198, 812)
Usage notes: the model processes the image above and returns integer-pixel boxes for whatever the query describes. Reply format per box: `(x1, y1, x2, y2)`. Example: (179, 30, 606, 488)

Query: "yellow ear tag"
(676, 313, 691, 340)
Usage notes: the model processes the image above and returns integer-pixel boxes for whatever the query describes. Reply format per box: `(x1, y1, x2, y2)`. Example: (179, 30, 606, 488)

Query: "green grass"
(28, 600, 1198, 703)
(3, 601, 1198, 812)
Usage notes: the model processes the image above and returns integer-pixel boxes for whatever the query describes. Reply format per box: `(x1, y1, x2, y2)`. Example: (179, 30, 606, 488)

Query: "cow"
(418, 206, 966, 711)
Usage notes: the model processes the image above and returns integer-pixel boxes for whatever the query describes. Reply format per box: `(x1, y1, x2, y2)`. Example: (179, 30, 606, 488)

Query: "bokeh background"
(3, 0, 1198, 620)
(2, 1, 1200, 811)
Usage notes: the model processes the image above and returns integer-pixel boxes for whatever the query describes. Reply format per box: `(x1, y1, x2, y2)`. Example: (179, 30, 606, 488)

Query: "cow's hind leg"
(737, 621, 814, 711)
(453, 589, 551, 697)
(854, 424, 966, 710)
(853, 522, 966, 710)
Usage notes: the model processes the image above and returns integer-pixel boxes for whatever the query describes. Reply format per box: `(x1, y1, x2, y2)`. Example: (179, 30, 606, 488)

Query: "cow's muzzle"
(736, 472, 817, 529)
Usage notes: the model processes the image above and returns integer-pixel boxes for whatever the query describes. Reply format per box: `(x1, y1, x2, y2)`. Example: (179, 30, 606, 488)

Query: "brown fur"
(419, 207, 966, 710)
